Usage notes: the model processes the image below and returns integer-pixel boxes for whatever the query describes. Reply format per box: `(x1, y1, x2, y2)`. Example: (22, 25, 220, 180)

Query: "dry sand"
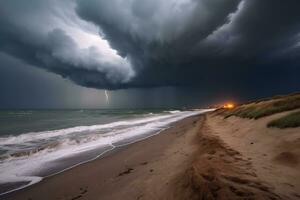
(3, 111, 300, 200)
(206, 110, 300, 199)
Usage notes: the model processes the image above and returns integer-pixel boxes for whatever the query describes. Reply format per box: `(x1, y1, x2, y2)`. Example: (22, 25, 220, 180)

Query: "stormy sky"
(1, 0, 300, 108)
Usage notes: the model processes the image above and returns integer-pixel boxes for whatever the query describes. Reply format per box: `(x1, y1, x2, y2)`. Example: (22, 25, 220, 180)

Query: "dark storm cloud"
(1, 0, 300, 91)
(76, 0, 242, 87)
(75, 0, 300, 89)
(204, 1, 300, 57)
(0, 0, 134, 89)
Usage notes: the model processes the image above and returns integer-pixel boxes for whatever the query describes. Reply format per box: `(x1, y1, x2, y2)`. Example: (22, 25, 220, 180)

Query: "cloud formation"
(0, 0, 134, 89)
(1, 0, 300, 91)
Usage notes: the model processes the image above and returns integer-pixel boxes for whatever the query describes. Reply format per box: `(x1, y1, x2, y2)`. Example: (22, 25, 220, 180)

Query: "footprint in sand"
(79, 187, 88, 195)
(68, 186, 88, 200)
(223, 175, 250, 184)
(208, 150, 216, 155)
(71, 195, 82, 200)
(293, 193, 300, 199)
(201, 173, 215, 182)
(229, 185, 254, 197)
(207, 156, 213, 160)
(117, 168, 134, 177)
(273, 151, 299, 167)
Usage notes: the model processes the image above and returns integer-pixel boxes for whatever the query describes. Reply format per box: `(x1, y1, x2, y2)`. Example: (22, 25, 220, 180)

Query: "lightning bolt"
(105, 90, 109, 104)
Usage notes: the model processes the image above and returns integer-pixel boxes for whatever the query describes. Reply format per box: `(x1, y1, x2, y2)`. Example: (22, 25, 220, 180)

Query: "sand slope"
(206, 110, 300, 199)
(175, 115, 282, 200)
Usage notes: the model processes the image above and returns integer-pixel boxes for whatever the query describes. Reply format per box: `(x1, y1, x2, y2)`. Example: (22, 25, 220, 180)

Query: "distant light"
(223, 103, 235, 109)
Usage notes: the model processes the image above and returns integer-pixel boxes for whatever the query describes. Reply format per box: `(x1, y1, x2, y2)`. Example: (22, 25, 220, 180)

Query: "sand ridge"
(173, 115, 282, 200)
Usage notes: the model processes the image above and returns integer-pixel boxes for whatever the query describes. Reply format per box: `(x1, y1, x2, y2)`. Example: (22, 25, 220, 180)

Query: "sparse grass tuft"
(267, 111, 300, 128)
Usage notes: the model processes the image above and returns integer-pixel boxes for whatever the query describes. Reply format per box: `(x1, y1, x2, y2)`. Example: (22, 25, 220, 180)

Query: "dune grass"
(267, 111, 300, 128)
(223, 93, 300, 119)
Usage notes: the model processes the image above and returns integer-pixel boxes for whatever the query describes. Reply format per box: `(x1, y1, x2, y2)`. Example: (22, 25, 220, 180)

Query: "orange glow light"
(223, 103, 235, 109)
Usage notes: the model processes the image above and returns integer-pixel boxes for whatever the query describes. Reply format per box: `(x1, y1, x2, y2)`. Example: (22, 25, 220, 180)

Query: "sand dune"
(207, 110, 300, 199)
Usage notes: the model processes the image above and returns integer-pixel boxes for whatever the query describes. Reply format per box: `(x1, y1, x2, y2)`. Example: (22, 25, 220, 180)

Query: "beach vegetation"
(267, 111, 300, 128)
(223, 93, 300, 119)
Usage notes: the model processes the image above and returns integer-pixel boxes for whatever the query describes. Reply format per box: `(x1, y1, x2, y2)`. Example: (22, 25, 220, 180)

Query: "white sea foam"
(168, 110, 181, 114)
(0, 109, 213, 195)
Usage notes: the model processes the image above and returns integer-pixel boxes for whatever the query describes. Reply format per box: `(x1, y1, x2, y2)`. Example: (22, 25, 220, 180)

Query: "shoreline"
(3, 114, 205, 199)
(0, 109, 210, 195)
(0, 124, 171, 196)
(4, 110, 299, 199)
(0, 110, 208, 196)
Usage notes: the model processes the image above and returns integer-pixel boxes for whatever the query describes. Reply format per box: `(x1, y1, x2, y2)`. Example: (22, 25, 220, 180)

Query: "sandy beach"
(2, 1, 300, 199)
(3, 110, 300, 200)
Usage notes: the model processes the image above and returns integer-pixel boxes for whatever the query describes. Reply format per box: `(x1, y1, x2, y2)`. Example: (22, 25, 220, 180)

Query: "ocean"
(0, 108, 211, 194)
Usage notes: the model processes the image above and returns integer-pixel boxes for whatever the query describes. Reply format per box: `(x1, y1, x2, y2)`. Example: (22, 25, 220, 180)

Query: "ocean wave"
(7, 111, 33, 115)
(1, 142, 61, 160)
(0, 113, 181, 146)
(165, 110, 181, 114)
